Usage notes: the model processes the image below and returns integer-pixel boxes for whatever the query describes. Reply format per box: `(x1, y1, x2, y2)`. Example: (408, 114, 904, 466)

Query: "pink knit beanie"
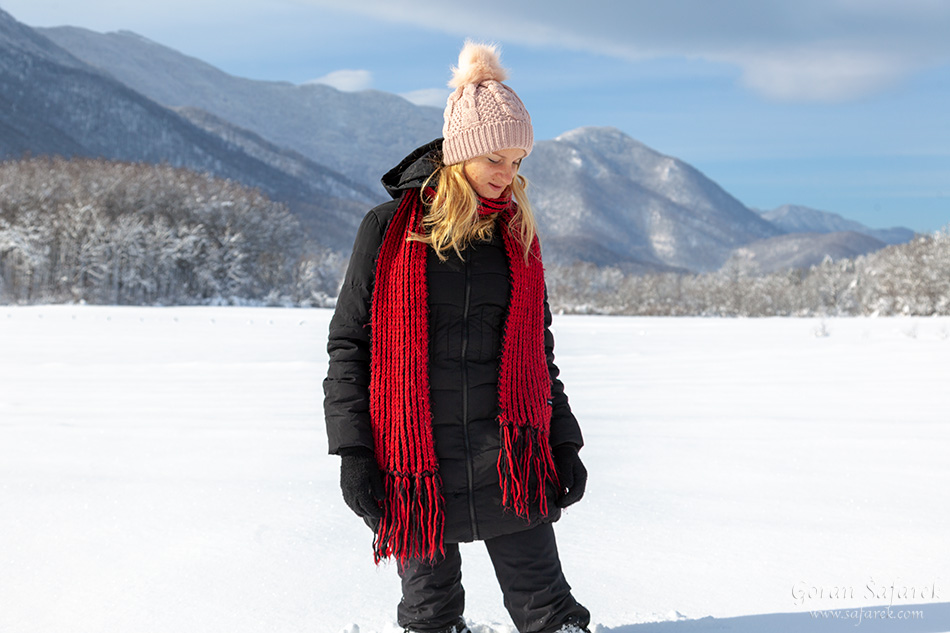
(442, 41, 533, 166)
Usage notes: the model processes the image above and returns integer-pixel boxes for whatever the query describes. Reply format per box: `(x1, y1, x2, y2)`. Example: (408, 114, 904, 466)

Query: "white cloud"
(299, 0, 950, 102)
(304, 69, 373, 92)
(9, 0, 949, 102)
(399, 88, 450, 108)
(737, 49, 911, 102)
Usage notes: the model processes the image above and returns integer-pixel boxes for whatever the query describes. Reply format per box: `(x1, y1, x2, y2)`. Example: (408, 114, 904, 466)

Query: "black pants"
(397, 522, 590, 633)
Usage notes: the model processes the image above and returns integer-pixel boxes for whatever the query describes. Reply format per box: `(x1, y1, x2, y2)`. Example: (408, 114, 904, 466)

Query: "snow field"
(1, 307, 948, 633)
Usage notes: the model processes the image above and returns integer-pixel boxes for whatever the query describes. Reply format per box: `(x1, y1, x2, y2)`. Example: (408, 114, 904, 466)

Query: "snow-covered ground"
(1, 306, 948, 633)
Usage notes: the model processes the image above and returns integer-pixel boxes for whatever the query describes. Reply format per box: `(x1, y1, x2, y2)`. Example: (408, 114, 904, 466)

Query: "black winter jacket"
(324, 140, 583, 543)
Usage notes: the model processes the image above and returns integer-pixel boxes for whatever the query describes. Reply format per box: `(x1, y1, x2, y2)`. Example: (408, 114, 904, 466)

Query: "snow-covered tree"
(0, 157, 338, 306)
(545, 226, 946, 317)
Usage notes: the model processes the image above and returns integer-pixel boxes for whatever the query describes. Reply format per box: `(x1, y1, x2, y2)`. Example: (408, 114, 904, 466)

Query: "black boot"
(403, 616, 469, 633)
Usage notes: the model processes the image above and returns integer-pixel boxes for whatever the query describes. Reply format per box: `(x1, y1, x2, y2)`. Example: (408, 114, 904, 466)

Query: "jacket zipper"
(460, 259, 479, 540)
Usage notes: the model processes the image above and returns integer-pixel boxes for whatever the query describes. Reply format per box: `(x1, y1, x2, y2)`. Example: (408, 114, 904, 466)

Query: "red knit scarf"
(369, 188, 558, 565)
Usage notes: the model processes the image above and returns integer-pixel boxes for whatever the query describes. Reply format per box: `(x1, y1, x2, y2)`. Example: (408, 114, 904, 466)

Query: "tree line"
(3, 156, 946, 315)
(0, 157, 343, 306)
(546, 229, 950, 317)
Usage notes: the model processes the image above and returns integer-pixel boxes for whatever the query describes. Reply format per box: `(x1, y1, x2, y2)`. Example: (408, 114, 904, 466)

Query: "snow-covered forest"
(0, 158, 343, 306)
(548, 231, 950, 317)
(2, 157, 947, 315)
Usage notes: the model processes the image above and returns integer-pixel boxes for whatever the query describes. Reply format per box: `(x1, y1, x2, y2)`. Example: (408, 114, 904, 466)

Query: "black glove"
(554, 445, 587, 508)
(339, 449, 385, 519)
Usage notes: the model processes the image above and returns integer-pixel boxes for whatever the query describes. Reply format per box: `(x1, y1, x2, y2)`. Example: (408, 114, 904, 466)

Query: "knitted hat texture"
(442, 41, 533, 165)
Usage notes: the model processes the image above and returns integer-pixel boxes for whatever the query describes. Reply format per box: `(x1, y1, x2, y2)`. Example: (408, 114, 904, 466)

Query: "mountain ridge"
(759, 204, 915, 245)
(524, 127, 781, 271)
(0, 8, 371, 249)
(729, 230, 889, 274)
(0, 9, 915, 274)
(39, 24, 444, 194)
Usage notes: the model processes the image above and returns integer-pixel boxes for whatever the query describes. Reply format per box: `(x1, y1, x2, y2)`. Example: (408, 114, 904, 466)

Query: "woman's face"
(462, 148, 526, 199)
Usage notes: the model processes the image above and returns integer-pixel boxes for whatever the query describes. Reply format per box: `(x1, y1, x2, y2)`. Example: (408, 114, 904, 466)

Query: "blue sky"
(4, 0, 949, 232)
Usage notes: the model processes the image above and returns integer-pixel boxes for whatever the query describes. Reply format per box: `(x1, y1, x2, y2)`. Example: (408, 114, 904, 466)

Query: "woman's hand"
(554, 445, 587, 508)
(339, 450, 386, 519)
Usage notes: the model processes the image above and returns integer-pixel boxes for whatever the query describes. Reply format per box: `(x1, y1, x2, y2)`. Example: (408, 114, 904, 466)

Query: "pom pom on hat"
(449, 41, 508, 88)
(442, 40, 533, 165)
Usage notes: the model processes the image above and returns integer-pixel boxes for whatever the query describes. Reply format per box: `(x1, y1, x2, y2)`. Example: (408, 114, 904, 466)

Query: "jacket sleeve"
(543, 289, 584, 450)
(323, 206, 388, 455)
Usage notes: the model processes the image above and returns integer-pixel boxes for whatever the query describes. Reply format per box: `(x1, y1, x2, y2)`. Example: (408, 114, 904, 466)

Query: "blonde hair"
(411, 162, 539, 264)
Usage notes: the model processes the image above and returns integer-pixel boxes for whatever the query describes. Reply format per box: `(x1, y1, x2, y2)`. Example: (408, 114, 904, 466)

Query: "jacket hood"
(381, 138, 444, 199)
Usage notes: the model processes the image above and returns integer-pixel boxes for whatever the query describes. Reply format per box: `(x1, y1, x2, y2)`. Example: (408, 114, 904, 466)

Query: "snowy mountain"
(39, 25, 444, 194)
(38, 24, 849, 273)
(522, 127, 781, 272)
(761, 204, 914, 245)
(172, 106, 379, 238)
(728, 231, 887, 274)
(0, 8, 372, 249)
(5, 11, 915, 274)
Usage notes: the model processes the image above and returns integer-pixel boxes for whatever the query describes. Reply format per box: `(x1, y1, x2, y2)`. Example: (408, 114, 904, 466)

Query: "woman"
(324, 41, 590, 633)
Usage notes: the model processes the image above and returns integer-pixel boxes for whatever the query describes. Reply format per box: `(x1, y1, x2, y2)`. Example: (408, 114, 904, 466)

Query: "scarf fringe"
(373, 470, 446, 565)
(497, 421, 559, 519)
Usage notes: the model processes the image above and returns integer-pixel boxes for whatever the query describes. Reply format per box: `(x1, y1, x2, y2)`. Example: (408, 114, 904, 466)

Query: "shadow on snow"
(606, 602, 950, 632)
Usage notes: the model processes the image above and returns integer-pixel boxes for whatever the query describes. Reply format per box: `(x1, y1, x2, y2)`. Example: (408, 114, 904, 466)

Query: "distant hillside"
(173, 106, 379, 238)
(39, 25, 443, 194)
(523, 127, 781, 272)
(2, 10, 913, 274)
(760, 204, 914, 245)
(0, 8, 370, 249)
(728, 231, 887, 273)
